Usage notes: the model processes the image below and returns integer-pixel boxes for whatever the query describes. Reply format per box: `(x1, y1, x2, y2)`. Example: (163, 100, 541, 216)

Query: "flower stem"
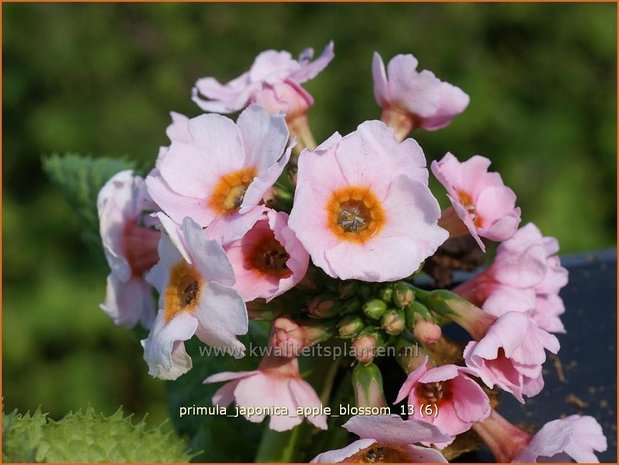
(472, 410, 531, 462)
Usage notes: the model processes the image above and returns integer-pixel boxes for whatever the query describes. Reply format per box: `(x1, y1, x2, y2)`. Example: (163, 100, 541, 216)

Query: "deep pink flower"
(193, 43, 334, 120)
(454, 223, 568, 333)
(146, 105, 292, 244)
(463, 311, 559, 403)
(97, 170, 159, 329)
(431, 153, 521, 251)
(515, 415, 607, 463)
(224, 209, 309, 302)
(372, 52, 469, 138)
(288, 120, 448, 281)
(142, 215, 247, 380)
(311, 415, 449, 463)
(395, 356, 490, 441)
(204, 355, 326, 432)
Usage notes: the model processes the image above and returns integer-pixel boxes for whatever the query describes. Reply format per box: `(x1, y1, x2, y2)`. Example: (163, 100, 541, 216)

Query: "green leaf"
(2, 406, 192, 462)
(42, 153, 136, 258)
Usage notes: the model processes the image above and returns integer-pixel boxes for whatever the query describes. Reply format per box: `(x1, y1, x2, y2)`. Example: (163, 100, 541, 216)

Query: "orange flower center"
(245, 234, 292, 278)
(457, 190, 483, 227)
(347, 445, 406, 462)
(326, 186, 385, 243)
(208, 167, 257, 215)
(164, 261, 203, 322)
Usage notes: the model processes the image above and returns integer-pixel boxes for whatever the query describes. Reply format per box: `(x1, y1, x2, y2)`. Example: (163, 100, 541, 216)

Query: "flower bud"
(337, 315, 365, 339)
(392, 282, 415, 308)
(307, 293, 341, 319)
(352, 362, 388, 408)
(413, 319, 442, 345)
(271, 317, 336, 357)
(381, 308, 406, 336)
(337, 280, 359, 299)
(352, 328, 381, 364)
(405, 301, 432, 329)
(363, 299, 387, 320)
(378, 285, 394, 303)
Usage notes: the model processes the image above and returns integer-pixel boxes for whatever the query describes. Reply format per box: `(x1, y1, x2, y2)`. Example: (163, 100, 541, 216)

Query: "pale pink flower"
(431, 153, 521, 251)
(372, 52, 469, 136)
(192, 42, 334, 120)
(97, 170, 159, 329)
(288, 120, 448, 281)
(142, 215, 247, 380)
(146, 105, 292, 244)
(514, 415, 607, 463)
(395, 356, 491, 441)
(311, 415, 449, 463)
(454, 223, 568, 333)
(463, 311, 559, 403)
(204, 355, 327, 432)
(224, 209, 309, 302)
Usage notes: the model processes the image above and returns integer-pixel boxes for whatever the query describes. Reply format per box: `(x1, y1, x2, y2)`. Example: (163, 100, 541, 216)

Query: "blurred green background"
(3, 3, 616, 426)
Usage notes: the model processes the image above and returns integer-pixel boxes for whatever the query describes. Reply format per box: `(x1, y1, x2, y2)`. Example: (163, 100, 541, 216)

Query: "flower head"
(97, 170, 159, 329)
(431, 153, 521, 251)
(395, 356, 490, 441)
(372, 52, 469, 135)
(289, 120, 448, 281)
(142, 215, 248, 380)
(146, 105, 292, 244)
(193, 43, 334, 120)
(463, 311, 559, 403)
(204, 355, 326, 432)
(311, 415, 449, 463)
(224, 209, 309, 302)
(514, 415, 607, 463)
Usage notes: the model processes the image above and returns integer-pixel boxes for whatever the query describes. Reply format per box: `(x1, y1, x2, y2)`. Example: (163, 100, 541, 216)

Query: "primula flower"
(311, 415, 449, 463)
(514, 415, 607, 463)
(142, 215, 247, 380)
(454, 223, 568, 333)
(97, 170, 159, 329)
(473, 409, 607, 463)
(372, 52, 469, 138)
(204, 355, 327, 432)
(288, 120, 448, 282)
(146, 105, 292, 244)
(395, 356, 491, 441)
(431, 153, 521, 251)
(462, 311, 560, 403)
(192, 42, 334, 121)
(224, 208, 309, 302)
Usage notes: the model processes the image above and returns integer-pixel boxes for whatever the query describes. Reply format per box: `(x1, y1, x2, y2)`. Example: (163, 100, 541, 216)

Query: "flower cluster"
(96, 44, 607, 463)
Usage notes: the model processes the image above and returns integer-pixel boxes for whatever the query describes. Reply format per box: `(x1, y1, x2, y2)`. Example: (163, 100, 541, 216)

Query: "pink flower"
(97, 170, 159, 329)
(142, 215, 247, 380)
(454, 223, 568, 333)
(311, 415, 449, 463)
(431, 153, 521, 251)
(372, 52, 469, 137)
(146, 105, 292, 244)
(192, 43, 334, 120)
(288, 120, 448, 281)
(395, 356, 491, 441)
(413, 319, 442, 344)
(204, 355, 327, 432)
(514, 415, 607, 463)
(463, 311, 559, 403)
(224, 209, 309, 302)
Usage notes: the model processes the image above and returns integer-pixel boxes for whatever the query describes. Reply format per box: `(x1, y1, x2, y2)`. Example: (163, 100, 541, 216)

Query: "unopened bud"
(352, 328, 381, 364)
(337, 281, 359, 299)
(270, 317, 304, 356)
(405, 301, 432, 329)
(308, 293, 341, 319)
(392, 282, 415, 308)
(352, 362, 387, 408)
(381, 309, 406, 336)
(413, 319, 442, 345)
(378, 285, 394, 303)
(337, 315, 365, 339)
(363, 299, 387, 320)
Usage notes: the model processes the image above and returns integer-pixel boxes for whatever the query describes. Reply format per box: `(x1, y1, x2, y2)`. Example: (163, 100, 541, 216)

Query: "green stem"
(255, 424, 304, 462)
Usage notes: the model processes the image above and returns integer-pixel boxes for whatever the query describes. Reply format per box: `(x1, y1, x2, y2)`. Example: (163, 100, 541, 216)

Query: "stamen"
(326, 186, 385, 243)
(164, 262, 203, 322)
(420, 381, 446, 404)
(209, 167, 257, 216)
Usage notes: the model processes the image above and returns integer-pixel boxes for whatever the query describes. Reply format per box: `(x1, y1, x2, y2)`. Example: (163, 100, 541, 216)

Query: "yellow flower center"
(164, 261, 203, 322)
(326, 186, 386, 243)
(208, 167, 257, 215)
(457, 190, 483, 227)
